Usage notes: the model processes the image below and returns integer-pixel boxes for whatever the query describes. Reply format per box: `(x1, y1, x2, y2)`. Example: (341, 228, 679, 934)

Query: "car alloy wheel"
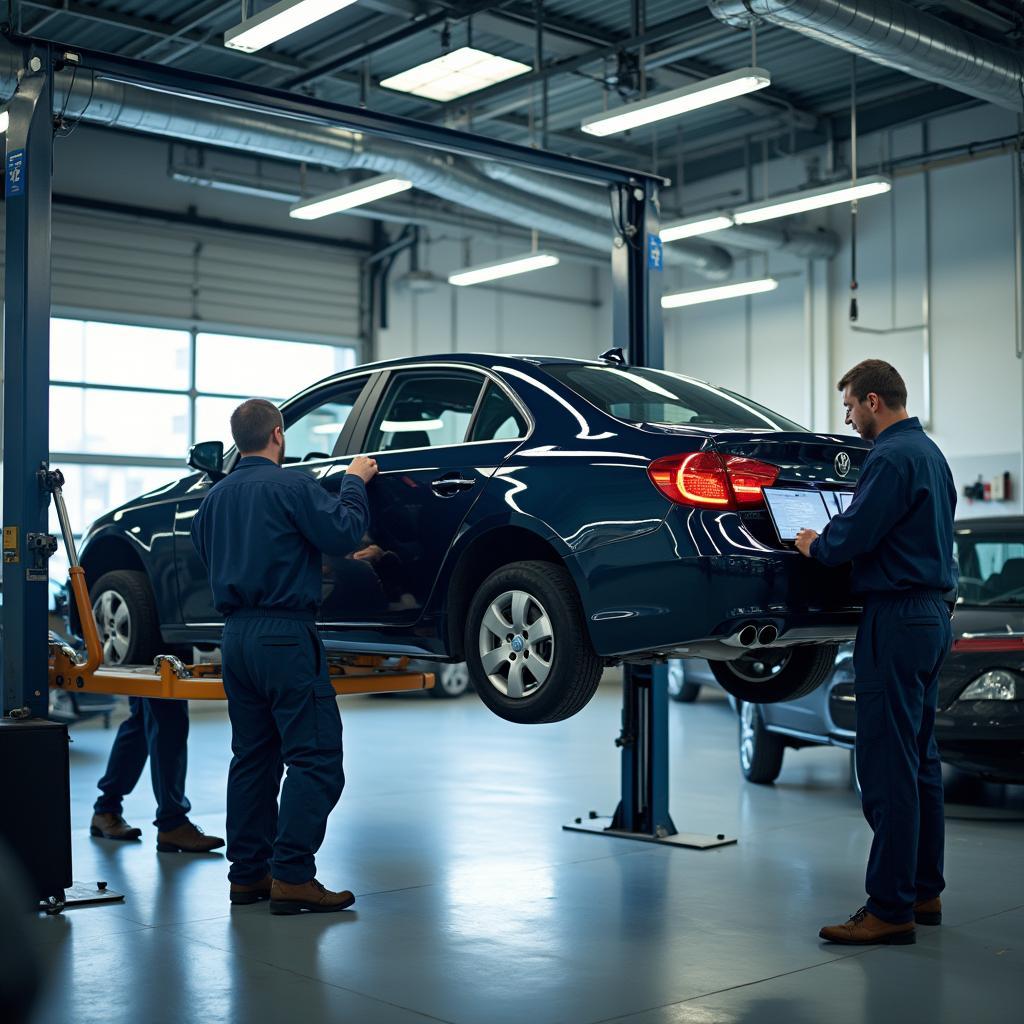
(739, 700, 757, 774)
(728, 648, 792, 684)
(435, 662, 471, 698)
(93, 588, 133, 665)
(477, 589, 555, 699)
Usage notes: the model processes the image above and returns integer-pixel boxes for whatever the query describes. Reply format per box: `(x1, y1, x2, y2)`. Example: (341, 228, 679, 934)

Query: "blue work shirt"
(810, 417, 957, 595)
(190, 456, 370, 617)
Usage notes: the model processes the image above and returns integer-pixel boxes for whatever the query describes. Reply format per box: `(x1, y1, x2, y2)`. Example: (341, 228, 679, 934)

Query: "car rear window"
(954, 527, 1024, 605)
(543, 364, 804, 431)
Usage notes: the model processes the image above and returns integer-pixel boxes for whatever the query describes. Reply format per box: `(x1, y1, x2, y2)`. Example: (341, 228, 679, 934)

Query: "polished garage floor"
(31, 682, 1023, 1024)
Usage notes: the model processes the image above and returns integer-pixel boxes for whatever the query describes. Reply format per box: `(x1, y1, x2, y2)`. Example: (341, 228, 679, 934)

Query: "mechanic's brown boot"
(90, 813, 142, 841)
(819, 906, 916, 945)
(914, 896, 942, 925)
(230, 873, 273, 906)
(157, 820, 225, 854)
(269, 878, 355, 915)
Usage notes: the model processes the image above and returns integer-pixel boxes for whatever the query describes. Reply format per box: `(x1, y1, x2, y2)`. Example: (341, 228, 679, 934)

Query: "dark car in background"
(672, 516, 1024, 785)
(75, 352, 870, 725)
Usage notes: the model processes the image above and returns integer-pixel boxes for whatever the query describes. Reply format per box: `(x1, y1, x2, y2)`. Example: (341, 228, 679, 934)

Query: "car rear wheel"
(427, 662, 472, 699)
(738, 701, 786, 784)
(89, 570, 161, 666)
(709, 644, 837, 704)
(667, 660, 701, 703)
(465, 561, 603, 724)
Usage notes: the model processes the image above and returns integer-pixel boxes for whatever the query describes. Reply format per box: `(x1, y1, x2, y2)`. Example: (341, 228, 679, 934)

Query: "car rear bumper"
(571, 514, 861, 658)
(934, 700, 1024, 782)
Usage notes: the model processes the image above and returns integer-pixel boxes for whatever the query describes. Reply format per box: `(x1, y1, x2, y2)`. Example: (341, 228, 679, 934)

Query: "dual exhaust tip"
(734, 623, 779, 648)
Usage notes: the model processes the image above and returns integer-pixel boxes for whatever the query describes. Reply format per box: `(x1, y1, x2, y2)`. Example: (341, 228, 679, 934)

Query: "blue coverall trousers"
(221, 610, 344, 886)
(853, 593, 953, 924)
(94, 697, 192, 830)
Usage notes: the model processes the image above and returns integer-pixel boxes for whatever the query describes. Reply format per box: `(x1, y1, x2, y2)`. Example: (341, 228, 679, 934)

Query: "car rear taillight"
(648, 452, 780, 510)
(953, 636, 1024, 653)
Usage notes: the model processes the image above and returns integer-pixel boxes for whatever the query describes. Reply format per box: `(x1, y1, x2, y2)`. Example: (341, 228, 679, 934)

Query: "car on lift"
(75, 352, 869, 724)
(673, 516, 1024, 786)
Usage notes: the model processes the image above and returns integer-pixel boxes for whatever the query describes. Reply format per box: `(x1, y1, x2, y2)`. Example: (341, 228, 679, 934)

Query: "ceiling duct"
(709, 0, 1024, 112)
(0, 41, 734, 278)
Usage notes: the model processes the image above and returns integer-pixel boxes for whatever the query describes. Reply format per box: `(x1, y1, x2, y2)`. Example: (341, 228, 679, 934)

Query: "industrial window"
(366, 371, 484, 453)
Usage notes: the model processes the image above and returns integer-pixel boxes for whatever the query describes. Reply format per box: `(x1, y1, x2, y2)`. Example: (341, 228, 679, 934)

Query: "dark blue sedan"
(76, 352, 869, 723)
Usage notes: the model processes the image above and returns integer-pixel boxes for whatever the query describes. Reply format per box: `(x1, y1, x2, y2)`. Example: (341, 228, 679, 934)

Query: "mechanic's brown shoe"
(819, 907, 916, 945)
(230, 874, 273, 906)
(914, 896, 942, 925)
(269, 878, 355, 915)
(90, 813, 142, 841)
(157, 820, 225, 854)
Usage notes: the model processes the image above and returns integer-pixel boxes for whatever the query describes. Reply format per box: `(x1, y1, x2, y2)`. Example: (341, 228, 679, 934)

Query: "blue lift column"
(564, 180, 735, 851)
(2, 44, 54, 719)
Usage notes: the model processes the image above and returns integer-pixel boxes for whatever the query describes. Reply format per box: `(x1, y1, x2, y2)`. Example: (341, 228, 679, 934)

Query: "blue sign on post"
(647, 235, 663, 272)
(6, 149, 26, 197)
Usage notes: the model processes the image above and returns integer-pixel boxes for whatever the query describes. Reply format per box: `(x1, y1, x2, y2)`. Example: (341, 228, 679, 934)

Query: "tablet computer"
(763, 488, 832, 542)
(836, 491, 854, 513)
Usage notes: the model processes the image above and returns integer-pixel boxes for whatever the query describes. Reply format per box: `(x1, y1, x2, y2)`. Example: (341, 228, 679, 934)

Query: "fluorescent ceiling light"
(381, 419, 444, 433)
(311, 423, 345, 434)
(581, 67, 771, 137)
(290, 175, 412, 219)
(661, 213, 734, 242)
(380, 46, 531, 101)
(662, 277, 778, 309)
(448, 252, 559, 287)
(733, 175, 892, 224)
(0, 110, 8, 133)
(225, 0, 360, 53)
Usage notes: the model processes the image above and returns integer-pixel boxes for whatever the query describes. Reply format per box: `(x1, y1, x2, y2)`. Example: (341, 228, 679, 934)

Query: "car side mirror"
(188, 440, 225, 479)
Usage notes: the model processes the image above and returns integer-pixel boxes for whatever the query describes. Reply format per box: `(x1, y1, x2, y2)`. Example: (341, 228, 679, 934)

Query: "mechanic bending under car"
(794, 359, 956, 947)
(191, 398, 378, 916)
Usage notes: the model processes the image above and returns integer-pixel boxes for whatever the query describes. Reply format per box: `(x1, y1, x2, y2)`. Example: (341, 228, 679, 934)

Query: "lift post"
(564, 181, 736, 851)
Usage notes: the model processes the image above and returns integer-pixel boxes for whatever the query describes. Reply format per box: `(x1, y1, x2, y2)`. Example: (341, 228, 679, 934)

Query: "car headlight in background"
(959, 670, 1024, 701)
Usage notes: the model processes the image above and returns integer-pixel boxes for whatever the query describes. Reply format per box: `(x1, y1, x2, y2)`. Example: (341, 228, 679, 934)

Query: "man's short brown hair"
(837, 359, 907, 410)
(231, 398, 283, 454)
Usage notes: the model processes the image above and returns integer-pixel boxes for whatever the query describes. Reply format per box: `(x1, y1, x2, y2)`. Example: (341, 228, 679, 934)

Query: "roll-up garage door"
(0, 204, 363, 342)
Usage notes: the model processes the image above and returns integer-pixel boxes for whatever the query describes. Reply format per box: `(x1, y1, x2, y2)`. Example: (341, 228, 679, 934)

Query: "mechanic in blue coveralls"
(191, 398, 377, 915)
(795, 359, 956, 946)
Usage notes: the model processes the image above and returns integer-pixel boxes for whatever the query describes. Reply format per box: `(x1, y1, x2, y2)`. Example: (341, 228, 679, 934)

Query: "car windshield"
(954, 527, 1024, 605)
(543, 364, 805, 431)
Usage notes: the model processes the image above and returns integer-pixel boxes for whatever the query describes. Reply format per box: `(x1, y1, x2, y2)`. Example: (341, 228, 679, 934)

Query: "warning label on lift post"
(6, 149, 26, 197)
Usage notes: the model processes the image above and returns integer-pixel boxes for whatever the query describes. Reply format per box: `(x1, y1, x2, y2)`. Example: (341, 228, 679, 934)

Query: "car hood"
(81, 471, 201, 542)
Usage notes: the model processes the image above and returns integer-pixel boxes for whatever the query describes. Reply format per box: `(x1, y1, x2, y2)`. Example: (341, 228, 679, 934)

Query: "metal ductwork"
(709, 0, 1024, 112)
(477, 161, 840, 259)
(0, 42, 736, 277)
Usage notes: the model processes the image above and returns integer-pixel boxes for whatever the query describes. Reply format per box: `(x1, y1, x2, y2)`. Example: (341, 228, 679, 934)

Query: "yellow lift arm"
(45, 470, 434, 701)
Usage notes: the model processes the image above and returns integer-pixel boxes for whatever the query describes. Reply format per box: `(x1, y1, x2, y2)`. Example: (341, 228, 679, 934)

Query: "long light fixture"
(381, 47, 531, 102)
(289, 175, 412, 220)
(662, 277, 778, 309)
(0, 110, 8, 133)
(581, 67, 771, 138)
(660, 213, 734, 242)
(448, 252, 559, 287)
(225, 0, 360, 53)
(733, 175, 892, 224)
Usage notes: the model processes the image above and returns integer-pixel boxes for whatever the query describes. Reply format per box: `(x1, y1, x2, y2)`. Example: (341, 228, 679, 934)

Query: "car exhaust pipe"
(724, 624, 760, 648)
(758, 624, 779, 646)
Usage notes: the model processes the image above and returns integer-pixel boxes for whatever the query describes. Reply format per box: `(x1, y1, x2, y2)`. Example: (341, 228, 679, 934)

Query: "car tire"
(427, 662, 472, 699)
(849, 747, 862, 797)
(709, 644, 837, 704)
(89, 570, 161, 667)
(465, 560, 603, 724)
(667, 660, 701, 703)
(738, 701, 786, 784)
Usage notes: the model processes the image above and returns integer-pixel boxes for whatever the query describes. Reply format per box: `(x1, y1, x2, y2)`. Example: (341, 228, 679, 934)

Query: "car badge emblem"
(834, 452, 851, 478)
(511, 636, 525, 653)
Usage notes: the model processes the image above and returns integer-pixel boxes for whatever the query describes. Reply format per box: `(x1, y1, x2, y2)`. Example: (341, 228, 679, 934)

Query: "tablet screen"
(763, 488, 832, 542)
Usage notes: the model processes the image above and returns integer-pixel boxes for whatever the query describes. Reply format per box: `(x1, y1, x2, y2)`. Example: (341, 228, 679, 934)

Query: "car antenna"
(599, 347, 627, 365)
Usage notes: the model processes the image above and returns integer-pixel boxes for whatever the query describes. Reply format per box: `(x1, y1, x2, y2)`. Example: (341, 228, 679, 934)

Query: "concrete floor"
(30, 683, 1023, 1024)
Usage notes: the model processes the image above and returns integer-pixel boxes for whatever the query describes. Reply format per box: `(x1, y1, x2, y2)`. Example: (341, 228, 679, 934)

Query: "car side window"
(468, 382, 528, 442)
(365, 371, 484, 453)
(282, 378, 367, 463)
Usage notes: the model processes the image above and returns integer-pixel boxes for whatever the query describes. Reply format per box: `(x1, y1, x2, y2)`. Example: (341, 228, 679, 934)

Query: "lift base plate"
(563, 816, 737, 850)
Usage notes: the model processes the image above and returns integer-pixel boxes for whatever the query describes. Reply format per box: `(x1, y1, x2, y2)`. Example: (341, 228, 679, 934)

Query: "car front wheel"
(667, 660, 701, 703)
(89, 569, 161, 666)
(709, 644, 837, 704)
(465, 561, 603, 724)
(738, 701, 786, 784)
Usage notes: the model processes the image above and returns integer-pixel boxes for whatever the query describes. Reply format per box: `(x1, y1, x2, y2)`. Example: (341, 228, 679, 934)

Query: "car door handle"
(431, 474, 476, 496)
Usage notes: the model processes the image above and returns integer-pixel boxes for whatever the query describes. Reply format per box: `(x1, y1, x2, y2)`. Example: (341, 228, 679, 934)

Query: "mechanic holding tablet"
(794, 359, 957, 946)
